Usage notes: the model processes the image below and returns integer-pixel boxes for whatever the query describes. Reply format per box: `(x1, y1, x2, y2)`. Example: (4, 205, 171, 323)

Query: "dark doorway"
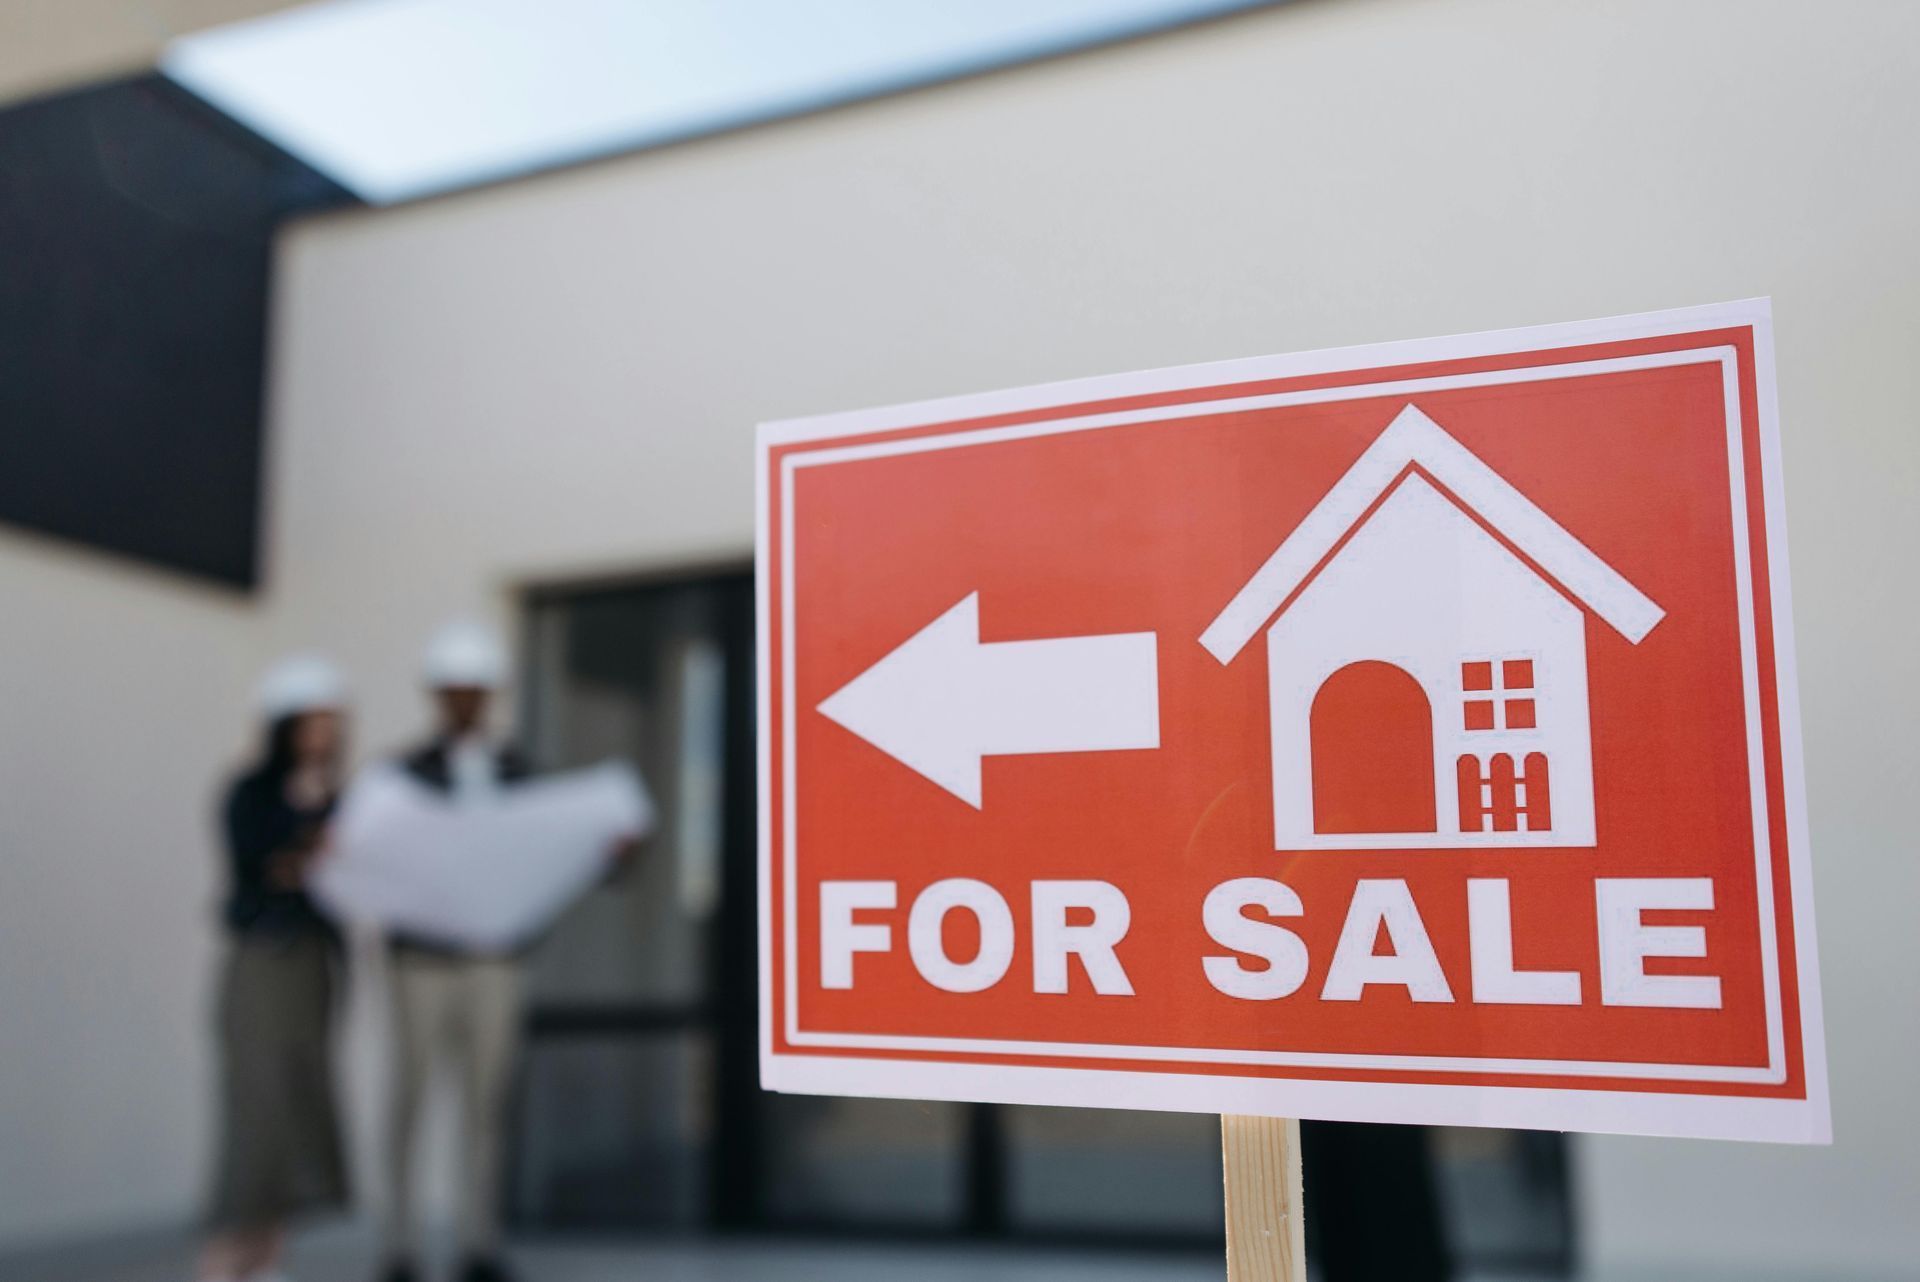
(511, 569, 754, 1230)
(509, 569, 1573, 1273)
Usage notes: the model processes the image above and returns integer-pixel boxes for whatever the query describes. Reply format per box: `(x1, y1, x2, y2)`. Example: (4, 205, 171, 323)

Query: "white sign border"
(755, 298, 1830, 1144)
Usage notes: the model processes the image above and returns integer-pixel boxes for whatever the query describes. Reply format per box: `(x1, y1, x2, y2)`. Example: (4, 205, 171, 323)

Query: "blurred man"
(378, 620, 529, 1282)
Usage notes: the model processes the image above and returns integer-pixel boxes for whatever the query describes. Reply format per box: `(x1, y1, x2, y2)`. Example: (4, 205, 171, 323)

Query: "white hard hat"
(423, 618, 508, 689)
(257, 653, 347, 720)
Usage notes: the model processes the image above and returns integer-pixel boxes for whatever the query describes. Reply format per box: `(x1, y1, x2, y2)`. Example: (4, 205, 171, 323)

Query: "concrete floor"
(7, 1222, 1904, 1282)
(0, 1223, 1229, 1282)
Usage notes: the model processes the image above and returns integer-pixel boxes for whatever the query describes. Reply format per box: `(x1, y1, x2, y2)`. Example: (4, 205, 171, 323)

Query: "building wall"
(0, 536, 261, 1245)
(0, 0, 304, 106)
(3, 0, 1914, 1269)
(261, 2, 1920, 1275)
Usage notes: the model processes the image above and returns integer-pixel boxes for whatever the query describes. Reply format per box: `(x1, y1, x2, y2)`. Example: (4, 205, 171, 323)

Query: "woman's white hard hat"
(423, 619, 508, 689)
(257, 653, 348, 720)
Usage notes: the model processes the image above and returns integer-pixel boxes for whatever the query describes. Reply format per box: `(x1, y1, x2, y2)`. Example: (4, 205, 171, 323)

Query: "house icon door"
(1309, 660, 1436, 834)
(1200, 404, 1666, 851)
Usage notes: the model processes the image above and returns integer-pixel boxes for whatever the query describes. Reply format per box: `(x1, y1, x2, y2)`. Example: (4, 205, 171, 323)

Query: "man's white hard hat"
(257, 653, 348, 720)
(423, 618, 508, 689)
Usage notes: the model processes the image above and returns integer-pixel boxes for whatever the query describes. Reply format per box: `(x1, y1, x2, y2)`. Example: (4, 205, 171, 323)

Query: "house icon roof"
(1199, 404, 1665, 663)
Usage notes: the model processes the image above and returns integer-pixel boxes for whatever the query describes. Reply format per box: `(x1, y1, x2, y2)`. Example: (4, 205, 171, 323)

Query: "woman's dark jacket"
(220, 769, 337, 938)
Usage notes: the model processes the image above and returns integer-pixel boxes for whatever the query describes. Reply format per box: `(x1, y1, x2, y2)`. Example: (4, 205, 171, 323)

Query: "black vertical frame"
(708, 573, 764, 1227)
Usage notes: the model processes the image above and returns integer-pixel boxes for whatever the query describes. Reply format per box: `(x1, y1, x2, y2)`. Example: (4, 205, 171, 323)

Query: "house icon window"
(1199, 404, 1665, 851)
(1458, 658, 1549, 833)
(1463, 658, 1535, 731)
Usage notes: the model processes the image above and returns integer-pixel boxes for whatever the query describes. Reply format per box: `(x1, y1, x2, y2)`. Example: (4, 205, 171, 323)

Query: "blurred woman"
(198, 656, 352, 1282)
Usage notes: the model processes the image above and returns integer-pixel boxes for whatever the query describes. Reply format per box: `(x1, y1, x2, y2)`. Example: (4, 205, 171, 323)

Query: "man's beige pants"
(382, 951, 523, 1262)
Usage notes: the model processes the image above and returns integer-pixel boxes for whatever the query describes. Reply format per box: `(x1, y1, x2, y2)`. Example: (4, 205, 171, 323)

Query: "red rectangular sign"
(757, 300, 1829, 1142)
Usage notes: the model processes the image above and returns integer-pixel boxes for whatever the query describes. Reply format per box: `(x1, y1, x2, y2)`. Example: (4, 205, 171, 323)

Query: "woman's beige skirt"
(204, 931, 349, 1231)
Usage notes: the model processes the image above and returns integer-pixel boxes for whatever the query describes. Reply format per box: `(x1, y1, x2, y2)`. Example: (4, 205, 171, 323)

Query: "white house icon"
(1200, 404, 1665, 850)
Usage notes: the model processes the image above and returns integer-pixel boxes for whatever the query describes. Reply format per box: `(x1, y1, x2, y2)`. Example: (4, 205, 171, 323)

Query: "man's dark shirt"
(398, 738, 531, 794)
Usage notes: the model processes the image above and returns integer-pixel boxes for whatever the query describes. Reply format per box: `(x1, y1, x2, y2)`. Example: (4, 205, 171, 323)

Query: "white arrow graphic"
(816, 592, 1160, 808)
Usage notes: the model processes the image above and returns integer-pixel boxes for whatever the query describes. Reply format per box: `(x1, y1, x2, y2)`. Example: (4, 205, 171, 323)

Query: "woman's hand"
(267, 825, 332, 889)
(267, 848, 310, 890)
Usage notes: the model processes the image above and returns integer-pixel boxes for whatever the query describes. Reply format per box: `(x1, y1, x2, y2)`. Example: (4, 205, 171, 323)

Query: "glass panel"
(166, 0, 1264, 204)
(1004, 1105, 1223, 1236)
(511, 1033, 714, 1229)
(522, 586, 729, 1008)
(760, 1095, 968, 1229)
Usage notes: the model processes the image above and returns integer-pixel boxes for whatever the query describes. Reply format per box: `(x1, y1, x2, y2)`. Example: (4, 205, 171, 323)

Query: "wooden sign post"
(1222, 1115, 1306, 1282)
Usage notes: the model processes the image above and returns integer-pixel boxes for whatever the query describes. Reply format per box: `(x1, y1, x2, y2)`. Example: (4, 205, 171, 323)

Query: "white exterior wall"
(3, 0, 1916, 1273)
(0, 537, 262, 1246)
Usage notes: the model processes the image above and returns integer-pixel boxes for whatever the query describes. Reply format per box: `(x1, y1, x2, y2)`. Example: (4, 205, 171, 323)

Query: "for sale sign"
(756, 300, 1829, 1142)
